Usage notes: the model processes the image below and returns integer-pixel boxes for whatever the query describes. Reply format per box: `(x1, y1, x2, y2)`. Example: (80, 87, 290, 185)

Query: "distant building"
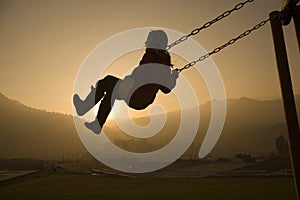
(275, 135, 290, 157)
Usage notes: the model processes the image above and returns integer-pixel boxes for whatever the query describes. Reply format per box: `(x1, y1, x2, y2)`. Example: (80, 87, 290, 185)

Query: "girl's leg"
(96, 75, 119, 126)
(73, 85, 97, 116)
(95, 75, 119, 102)
(96, 92, 115, 128)
(85, 75, 119, 134)
(73, 75, 119, 116)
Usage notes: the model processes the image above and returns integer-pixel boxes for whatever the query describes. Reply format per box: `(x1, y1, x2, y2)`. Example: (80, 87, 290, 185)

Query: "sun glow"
(93, 102, 116, 121)
(93, 100, 128, 121)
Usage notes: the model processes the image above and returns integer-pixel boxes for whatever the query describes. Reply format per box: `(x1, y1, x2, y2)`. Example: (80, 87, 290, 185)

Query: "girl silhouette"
(73, 30, 179, 134)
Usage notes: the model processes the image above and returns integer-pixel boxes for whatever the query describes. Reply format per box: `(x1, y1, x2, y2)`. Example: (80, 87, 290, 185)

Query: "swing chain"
(177, 18, 270, 73)
(166, 0, 254, 50)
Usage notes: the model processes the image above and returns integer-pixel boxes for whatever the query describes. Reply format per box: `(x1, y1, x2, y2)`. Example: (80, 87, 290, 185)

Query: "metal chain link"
(166, 0, 254, 50)
(176, 18, 270, 72)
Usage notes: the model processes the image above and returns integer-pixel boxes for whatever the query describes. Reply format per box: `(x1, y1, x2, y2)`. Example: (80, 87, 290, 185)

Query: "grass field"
(0, 172, 297, 200)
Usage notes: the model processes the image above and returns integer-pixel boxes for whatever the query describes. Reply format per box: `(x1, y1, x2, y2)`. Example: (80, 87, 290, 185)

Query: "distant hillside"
(0, 93, 87, 160)
(209, 96, 299, 157)
(105, 95, 300, 158)
(0, 92, 299, 160)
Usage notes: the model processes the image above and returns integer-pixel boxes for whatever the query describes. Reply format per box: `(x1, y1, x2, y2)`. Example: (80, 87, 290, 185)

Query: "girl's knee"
(96, 75, 115, 86)
(104, 75, 118, 81)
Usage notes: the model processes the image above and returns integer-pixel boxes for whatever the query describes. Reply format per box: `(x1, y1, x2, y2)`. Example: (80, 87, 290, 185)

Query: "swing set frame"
(168, 0, 300, 198)
(270, 1, 300, 199)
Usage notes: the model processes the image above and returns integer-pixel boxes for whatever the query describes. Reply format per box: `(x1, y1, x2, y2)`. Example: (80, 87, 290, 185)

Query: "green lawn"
(0, 173, 297, 200)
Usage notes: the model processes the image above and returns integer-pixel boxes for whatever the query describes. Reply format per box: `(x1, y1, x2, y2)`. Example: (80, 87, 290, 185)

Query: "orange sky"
(0, 0, 299, 114)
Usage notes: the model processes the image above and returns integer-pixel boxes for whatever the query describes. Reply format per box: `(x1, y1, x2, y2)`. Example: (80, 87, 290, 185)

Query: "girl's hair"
(145, 30, 168, 50)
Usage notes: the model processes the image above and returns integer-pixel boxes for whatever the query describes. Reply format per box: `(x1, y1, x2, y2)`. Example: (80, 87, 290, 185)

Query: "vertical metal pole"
(293, 6, 300, 50)
(270, 11, 300, 199)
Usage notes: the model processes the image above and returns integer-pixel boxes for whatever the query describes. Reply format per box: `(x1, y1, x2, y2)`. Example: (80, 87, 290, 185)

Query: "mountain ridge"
(0, 92, 299, 160)
(2, 92, 299, 116)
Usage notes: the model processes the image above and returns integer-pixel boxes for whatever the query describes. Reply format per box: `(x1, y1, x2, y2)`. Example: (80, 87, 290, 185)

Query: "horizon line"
(1, 91, 299, 116)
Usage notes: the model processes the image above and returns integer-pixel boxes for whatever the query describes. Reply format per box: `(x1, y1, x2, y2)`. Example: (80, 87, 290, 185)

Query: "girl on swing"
(73, 30, 179, 134)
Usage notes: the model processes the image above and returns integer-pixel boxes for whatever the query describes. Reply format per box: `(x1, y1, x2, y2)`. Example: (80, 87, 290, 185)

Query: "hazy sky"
(0, 0, 299, 114)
